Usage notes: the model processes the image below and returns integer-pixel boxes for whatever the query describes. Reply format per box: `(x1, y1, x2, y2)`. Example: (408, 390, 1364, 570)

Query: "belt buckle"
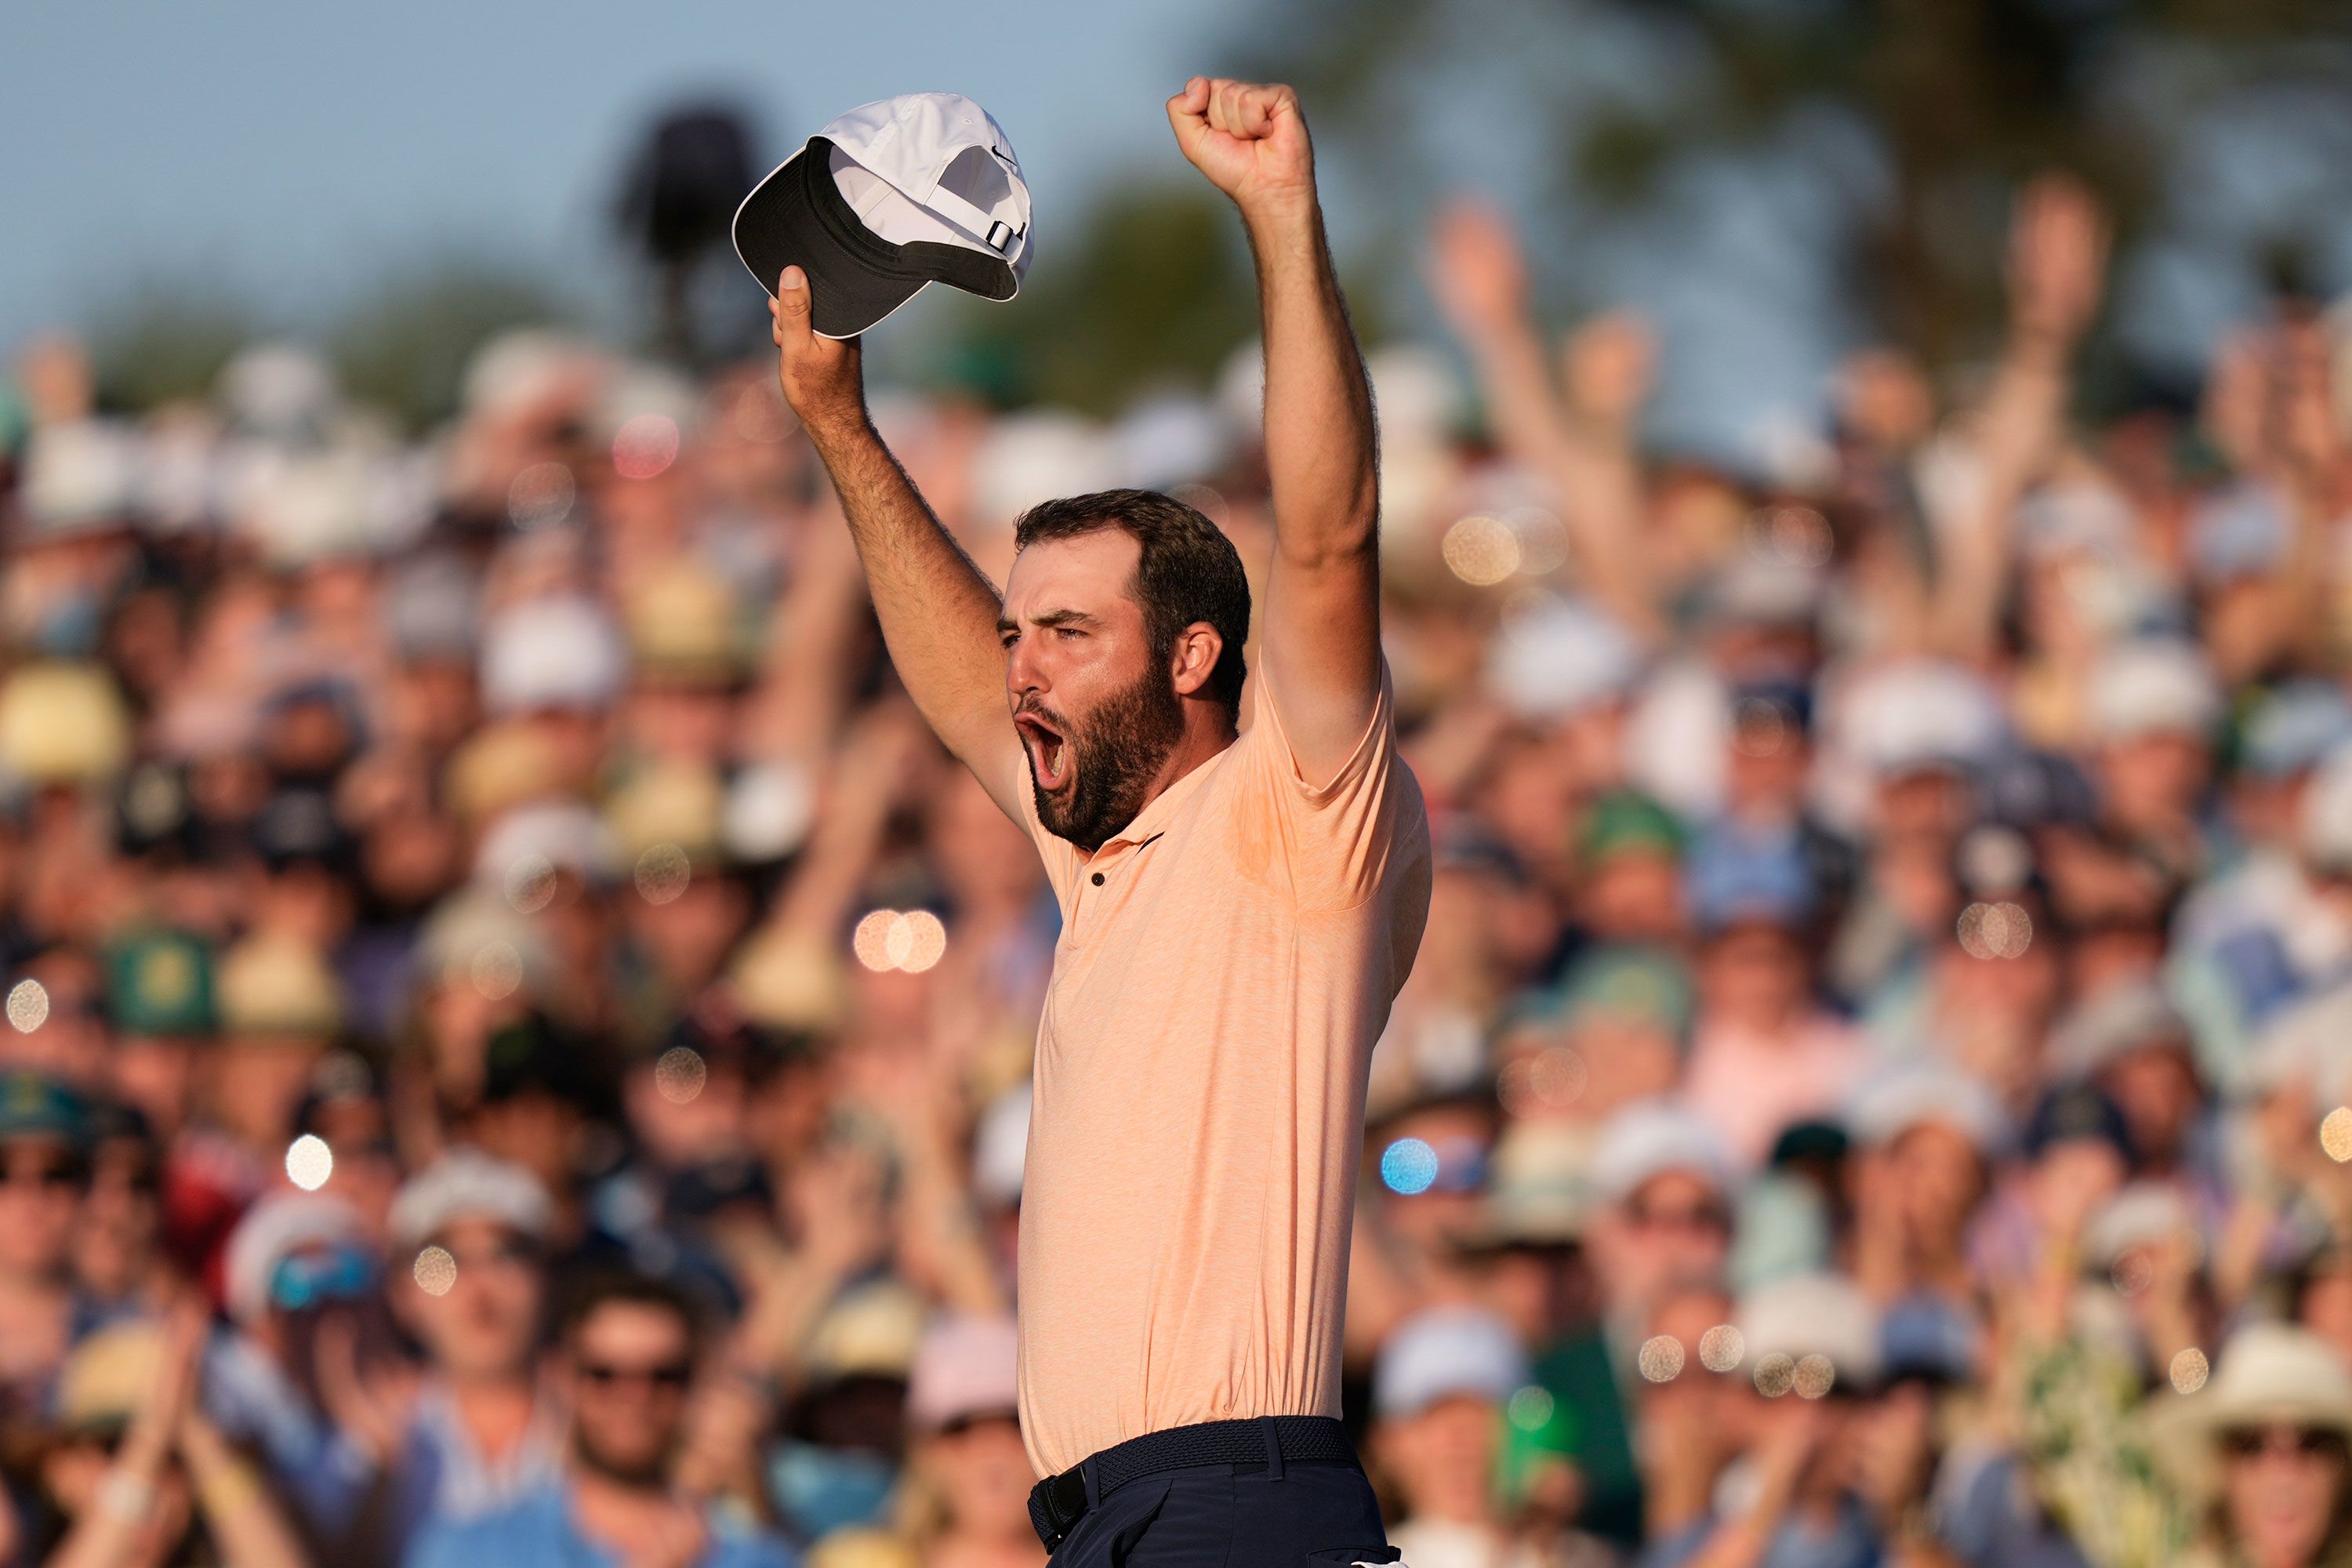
(1035, 1465, 1088, 1551)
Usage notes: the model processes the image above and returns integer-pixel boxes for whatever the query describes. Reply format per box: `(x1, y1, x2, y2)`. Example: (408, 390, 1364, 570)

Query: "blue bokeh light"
(1381, 1136, 1439, 1196)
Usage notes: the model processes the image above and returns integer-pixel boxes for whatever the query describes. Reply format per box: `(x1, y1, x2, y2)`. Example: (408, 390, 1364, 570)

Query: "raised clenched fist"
(1166, 77, 1316, 216)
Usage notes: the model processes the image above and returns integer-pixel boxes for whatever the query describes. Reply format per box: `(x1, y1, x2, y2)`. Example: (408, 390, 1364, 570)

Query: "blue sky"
(0, 0, 1250, 350)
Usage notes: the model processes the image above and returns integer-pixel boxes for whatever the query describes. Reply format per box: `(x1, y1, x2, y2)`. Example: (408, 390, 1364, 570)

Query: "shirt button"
(1091, 872, 1105, 886)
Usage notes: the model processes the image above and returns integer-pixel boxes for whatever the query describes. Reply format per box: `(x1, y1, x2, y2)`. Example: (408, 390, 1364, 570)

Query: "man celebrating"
(772, 77, 1431, 1566)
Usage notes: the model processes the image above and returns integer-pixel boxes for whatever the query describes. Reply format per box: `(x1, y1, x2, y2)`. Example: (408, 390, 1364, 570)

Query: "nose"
(1005, 632, 1046, 702)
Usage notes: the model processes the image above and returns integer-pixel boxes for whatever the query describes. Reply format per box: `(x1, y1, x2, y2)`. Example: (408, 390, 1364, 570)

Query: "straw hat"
(2156, 1323, 2352, 1499)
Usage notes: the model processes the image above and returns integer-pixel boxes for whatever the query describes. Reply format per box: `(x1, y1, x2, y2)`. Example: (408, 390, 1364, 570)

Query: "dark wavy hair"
(1012, 488, 1252, 722)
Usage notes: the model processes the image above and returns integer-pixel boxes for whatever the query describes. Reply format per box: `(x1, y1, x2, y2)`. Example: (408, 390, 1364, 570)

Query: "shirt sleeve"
(1236, 661, 1425, 913)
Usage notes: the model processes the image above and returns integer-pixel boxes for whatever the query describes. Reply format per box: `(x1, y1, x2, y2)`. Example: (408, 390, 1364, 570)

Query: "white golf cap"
(734, 93, 1033, 339)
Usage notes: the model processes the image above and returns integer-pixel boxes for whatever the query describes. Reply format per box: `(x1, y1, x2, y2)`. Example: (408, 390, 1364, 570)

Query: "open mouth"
(1014, 712, 1071, 793)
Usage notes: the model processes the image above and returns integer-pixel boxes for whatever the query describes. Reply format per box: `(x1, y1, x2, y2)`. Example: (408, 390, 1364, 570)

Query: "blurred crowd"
(7, 167, 2352, 1568)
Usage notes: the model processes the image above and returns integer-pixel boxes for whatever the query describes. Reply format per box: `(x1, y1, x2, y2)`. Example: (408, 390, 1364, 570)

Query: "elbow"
(1280, 511, 1379, 570)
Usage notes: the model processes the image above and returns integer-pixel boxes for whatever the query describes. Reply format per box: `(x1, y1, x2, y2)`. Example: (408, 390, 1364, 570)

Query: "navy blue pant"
(1046, 1453, 1397, 1567)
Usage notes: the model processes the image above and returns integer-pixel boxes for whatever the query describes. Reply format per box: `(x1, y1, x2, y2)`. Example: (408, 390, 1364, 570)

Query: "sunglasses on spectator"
(439, 1236, 541, 1271)
(2222, 1428, 2346, 1462)
(577, 1360, 693, 1391)
(937, 1409, 1022, 1437)
(271, 1246, 378, 1312)
(0, 1152, 87, 1191)
(1624, 1198, 1730, 1233)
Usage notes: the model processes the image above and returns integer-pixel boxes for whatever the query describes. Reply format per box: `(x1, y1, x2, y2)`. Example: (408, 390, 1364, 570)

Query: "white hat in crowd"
(2158, 1323, 2352, 1498)
(1736, 1272, 1883, 1392)
(481, 596, 627, 716)
(2087, 639, 2221, 745)
(906, 1312, 1021, 1432)
(1373, 1305, 1530, 1419)
(1589, 1099, 1729, 1206)
(222, 1192, 368, 1326)
(390, 1148, 554, 1249)
(1844, 1060, 2010, 1159)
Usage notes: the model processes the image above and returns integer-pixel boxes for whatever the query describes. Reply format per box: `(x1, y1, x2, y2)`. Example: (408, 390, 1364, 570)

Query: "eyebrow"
(996, 608, 1098, 633)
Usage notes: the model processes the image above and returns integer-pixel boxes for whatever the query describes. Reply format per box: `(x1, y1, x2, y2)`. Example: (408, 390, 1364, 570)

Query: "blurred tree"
(328, 256, 580, 430)
(87, 287, 261, 413)
(1243, 0, 2352, 378)
(942, 181, 1262, 414)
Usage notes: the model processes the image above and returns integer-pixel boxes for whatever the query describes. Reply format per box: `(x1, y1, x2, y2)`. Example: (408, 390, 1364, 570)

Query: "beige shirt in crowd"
(1011, 667, 1432, 1478)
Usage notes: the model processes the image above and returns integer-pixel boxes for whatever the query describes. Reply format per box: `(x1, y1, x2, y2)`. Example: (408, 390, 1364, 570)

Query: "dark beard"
(1028, 660, 1187, 853)
(572, 1429, 674, 1489)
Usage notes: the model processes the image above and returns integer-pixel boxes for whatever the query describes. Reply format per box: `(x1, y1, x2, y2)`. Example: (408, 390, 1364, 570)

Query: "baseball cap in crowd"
(1373, 1305, 1530, 1419)
(735, 93, 1033, 339)
(1487, 597, 1639, 722)
(1844, 1061, 2010, 1160)
(390, 1148, 554, 1248)
(104, 928, 216, 1038)
(1686, 828, 1816, 935)
(1736, 1272, 1883, 1392)
(1878, 1296, 1980, 1386)
(0, 1073, 90, 1147)
(2239, 681, 2352, 781)
(2048, 978, 2194, 1080)
(1577, 792, 1685, 867)
(223, 1191, 368, 1324)
(2022, 1082, 2135, 1165)
(906, 1312, 1019, 1432)
(1548, 945, 1694, 1044)
(2088, 639, 2221, 746)
(1589, 1099, 1728, 1206)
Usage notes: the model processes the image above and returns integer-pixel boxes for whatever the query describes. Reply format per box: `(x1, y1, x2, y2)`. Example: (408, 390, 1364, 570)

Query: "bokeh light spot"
(2111, 1250, 2154, 1298)
(2323, 1107, 2352, 1163)
(470, 941, 522, 1001)
(1732, 699, 1791, 758)
(503, 852, 557, 914)
(1507, 1385, 1555, 1431)
(1754, 1352, 1796, 1397)
(2170, 1347, 2210, 1394)
(5, 980, 49, 1033)
(413, 1245, 457, 1297)
(634, 844, 691, 906)
(898, 910, 947, 974)
(1699, 1324, 1745, 1373)
(1506, 508, 1569, 575)
(285, 1134, 333, 1192)
(1793, 1353, 1837, 1399)
(1441, 515, 1521, 586)
(506, 462, 575, 529)
(655, 1046, 707, 1105)
(612, 415, 681, 480)
(853, 909, 901, 972)
(1958, 901, 2034, 960)
(1639, 1335, 1687, 1383)
(1380, 1137, 1439, 1196)
(1752, 505, 1834, 566)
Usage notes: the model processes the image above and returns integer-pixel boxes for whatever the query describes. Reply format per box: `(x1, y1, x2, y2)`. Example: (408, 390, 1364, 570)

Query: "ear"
(1167, 622, 1225, 699)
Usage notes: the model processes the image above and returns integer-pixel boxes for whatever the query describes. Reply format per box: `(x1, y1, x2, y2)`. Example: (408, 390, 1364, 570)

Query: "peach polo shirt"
(1009, 667, 1432, 1478)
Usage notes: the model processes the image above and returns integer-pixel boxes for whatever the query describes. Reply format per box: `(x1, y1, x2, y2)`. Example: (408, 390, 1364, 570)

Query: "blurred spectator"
(405, 1270, 793, 1567)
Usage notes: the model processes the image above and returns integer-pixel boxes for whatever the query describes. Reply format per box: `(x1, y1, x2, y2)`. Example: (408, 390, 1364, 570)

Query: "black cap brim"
(732, 137, 1017, 339)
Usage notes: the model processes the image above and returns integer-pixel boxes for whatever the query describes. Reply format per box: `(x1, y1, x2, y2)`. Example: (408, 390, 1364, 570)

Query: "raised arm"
(770, 268, 1026, 817)
(1168, 78, 1381, 778)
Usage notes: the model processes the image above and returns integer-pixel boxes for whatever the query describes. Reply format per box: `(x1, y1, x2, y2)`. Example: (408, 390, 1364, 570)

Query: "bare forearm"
(1247, 198, 1377, 563)
(802, 416, 1011, 772)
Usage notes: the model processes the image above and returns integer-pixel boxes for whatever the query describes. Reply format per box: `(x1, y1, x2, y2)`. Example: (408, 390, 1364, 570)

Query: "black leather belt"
(1028, 1414, 1357, 1552)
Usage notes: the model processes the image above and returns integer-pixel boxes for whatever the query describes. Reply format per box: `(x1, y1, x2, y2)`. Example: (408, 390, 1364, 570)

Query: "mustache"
(1014, 699, 1069, 734)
